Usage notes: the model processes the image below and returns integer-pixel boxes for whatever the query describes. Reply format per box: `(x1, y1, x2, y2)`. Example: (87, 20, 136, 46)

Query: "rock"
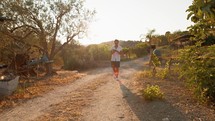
(162, 117, 170, 121)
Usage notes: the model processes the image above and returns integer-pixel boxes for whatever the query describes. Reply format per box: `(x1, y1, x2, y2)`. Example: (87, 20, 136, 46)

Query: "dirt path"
(0, 57, 213, 121)
(0, 72, 108, 120)
(0, 58, 141, 120)
(81, 58, 187, 121)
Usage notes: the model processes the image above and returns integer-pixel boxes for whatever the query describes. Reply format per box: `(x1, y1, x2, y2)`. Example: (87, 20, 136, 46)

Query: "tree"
(165, 31, 171, 43)
(157, 35, 168, 46)
(178, 0, 215, 102)
(186, 0, 215, 44)
(145, 29, 156, 46)
(0, 0, 95, 75)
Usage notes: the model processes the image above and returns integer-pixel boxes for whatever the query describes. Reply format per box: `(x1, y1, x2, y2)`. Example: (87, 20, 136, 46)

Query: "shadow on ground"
(119, 84, 187, 121)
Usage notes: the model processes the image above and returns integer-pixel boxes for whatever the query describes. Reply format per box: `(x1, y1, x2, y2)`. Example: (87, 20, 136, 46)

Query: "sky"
(79, 0, 193, 45)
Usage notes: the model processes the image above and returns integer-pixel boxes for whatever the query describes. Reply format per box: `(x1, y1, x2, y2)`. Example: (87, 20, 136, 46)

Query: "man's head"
(151, 45, 156, 50)
(114, 39, 119, 46)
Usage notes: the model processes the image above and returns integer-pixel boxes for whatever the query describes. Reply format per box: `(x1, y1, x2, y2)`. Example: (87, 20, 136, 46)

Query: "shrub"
(156, 69, 168, 80)
(179, 45, 215, 102)
(132, 43, 149, 57)
(142, 85, 164, 101)
(151, 54, 161, 67)
(155, 60, 171, 79)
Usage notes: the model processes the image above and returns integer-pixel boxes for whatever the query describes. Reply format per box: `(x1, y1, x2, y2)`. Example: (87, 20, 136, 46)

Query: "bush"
(179, 45, 215, 102)
(142, 85, 164, 101)
(132, 43, 149, 57)
(155, 60, 172, 79)
(62, 44, 111, 70)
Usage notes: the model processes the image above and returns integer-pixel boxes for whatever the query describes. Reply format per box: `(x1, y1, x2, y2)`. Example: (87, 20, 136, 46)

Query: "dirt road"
(81, 58, 187, 121)
(0, 57, 207, 121)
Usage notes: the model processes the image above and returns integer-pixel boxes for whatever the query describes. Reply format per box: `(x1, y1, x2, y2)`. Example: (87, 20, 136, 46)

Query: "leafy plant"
(156, 68, 169, 80)
(151, 54, 161, 67)
(179, 45, 215, 102)
(186, 0, 215, 44)
(177, 0, 215, 103)
(132, 42, 149, 57)
(142, 85, 164, 101)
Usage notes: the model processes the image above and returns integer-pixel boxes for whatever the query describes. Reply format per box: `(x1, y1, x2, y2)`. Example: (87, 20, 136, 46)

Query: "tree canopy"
(0, 0, 95, 74)
(186, 0, 215, 44)
(0, 0, 94, 58)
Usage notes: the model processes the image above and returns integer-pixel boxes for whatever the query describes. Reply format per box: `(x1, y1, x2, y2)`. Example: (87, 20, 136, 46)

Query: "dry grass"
(0, 71, 84, 113)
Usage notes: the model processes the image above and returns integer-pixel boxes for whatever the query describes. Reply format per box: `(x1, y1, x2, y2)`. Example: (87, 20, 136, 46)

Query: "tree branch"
(52, 32, 79, 58)
(50, 9, 70, 58)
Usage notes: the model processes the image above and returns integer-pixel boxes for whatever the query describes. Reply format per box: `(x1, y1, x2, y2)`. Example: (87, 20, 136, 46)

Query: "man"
(111, 39, 122, 81)
(151, 45, 162, 64)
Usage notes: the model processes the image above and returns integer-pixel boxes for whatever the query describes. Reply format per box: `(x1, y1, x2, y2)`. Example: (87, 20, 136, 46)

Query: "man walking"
(111, 39, 122, 81)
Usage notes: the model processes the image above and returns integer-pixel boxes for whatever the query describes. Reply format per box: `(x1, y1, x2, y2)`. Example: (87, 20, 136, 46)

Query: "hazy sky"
(79, 0, 193, 45)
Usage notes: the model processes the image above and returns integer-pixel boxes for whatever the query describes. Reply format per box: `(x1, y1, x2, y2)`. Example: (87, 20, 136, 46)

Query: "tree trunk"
(45, 56, 56, 76)
(45, 63, 53, 76)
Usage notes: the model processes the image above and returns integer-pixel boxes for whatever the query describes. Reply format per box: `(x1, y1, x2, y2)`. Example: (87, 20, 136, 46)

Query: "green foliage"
(157, 35, 169, 46)
(61, 40, 151, 70)
(0, 0, 94, 65)
(156, 62, 170, 80)
(61, 43, 111, 70)
(186, 0, 215, 43)
(145, 29, 156, 45)
(133, 42, 149, 57)
(122, 47, 129, 55)
(87, 44, 110, 61)
(142, 85, 164, 101)
(151, 54, 161, 67)
(179, 45, 215, 102)
(177, 0, 215, 103)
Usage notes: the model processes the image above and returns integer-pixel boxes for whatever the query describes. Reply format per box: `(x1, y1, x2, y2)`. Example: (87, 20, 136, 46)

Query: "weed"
(142, 85, 164, 101)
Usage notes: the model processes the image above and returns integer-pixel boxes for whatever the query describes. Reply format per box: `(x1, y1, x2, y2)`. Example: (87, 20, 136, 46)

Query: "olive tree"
(0, 0, 95, 74)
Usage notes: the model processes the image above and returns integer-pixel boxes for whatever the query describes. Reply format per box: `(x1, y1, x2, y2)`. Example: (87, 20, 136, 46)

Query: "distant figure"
(151, 45, 162, 63)
(111, 39, 122, 81)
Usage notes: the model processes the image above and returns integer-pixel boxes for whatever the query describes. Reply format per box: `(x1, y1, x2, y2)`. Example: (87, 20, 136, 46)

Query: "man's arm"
(113, 49, 122, 54)
(111, 47, 123, 55)
(118, 47, 123, 55)
(111, 49, 116, 54)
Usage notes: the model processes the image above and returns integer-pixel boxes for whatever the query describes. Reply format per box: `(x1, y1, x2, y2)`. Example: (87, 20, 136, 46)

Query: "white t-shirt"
(111, 45, 122, 61)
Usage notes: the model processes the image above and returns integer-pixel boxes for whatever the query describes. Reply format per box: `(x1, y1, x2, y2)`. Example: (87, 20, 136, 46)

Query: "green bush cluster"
(61, 41, 150, 70)
(61, 44, 110, 70)
(155, 60, 172, 79)
(142, 85, 164, 101)
(132, 43, 149, 57)
(156, 68, 169, 80)
(179, 45, 215, 102)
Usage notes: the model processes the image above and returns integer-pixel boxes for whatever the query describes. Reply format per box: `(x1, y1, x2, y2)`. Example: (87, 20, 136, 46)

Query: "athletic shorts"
(111, 61, 120, 68)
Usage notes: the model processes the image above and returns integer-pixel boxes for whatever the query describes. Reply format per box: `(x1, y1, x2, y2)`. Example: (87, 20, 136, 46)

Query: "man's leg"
(112, 67, 115, 73)
(112, 62, 120, 80)
(112, 66, 118, 78)
(115, 67, 119, 78)
(111, 61, 115, 77)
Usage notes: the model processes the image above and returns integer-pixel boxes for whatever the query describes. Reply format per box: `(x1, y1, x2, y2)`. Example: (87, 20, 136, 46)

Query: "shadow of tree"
(119, 84, 187, 121)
